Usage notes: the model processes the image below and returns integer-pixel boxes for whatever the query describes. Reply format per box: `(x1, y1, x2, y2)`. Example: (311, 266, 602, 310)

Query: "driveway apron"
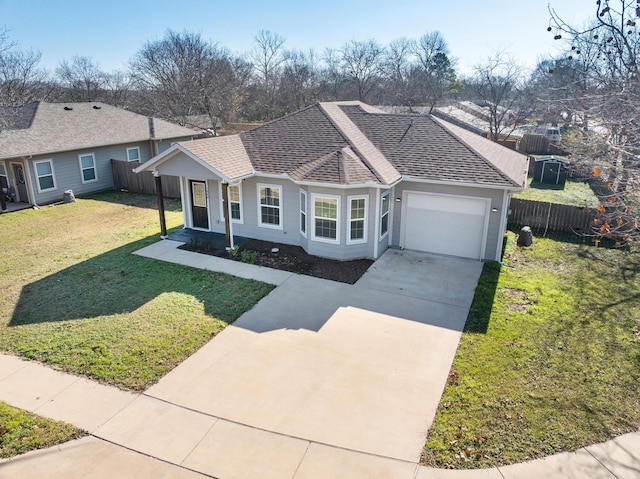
(143, 248, 483, 463)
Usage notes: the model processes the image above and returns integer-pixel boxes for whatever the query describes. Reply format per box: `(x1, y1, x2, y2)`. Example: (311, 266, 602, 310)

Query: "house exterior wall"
(21, 138, 190, 205)
(176, 172, 384, 260)
(391, 181, 506, 261)
(168, 158, 510, 262)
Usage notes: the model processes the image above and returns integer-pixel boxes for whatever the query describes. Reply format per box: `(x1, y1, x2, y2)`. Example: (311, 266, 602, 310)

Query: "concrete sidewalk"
(1, 239, 639, 478)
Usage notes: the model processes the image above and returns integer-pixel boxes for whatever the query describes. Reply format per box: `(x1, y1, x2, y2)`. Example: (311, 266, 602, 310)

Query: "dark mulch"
(179, 238, 373, 284)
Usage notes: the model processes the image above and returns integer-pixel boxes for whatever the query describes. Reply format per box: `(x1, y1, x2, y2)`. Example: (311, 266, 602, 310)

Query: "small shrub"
(240, 249, 259, 263)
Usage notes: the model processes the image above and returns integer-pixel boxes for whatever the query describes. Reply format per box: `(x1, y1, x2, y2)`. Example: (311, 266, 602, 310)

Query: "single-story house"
(0, 101, 195, 210)
(135, 101, 529, 261)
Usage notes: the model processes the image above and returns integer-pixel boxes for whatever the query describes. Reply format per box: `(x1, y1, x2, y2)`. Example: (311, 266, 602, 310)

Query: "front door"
(190, 180, 209, 229)
(12, 164, 29, 203)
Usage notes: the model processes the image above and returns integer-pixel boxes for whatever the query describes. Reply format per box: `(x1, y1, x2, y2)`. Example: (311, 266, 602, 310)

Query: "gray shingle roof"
(137, 101, 527, 189)
(0, 101, 196, 160)
(342, 105, 527, 187)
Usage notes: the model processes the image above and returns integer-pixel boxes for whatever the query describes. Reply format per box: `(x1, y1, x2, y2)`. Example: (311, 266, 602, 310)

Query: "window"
(34, 159, 56, 192)
(220, 183, 243, 223)
(348, 195, 367, 244)
(380, 191, 390, 238)
(79, 153, 97, 183)
(127, 147, 140, 162)
(258, 184, 282, 228)
(300, 190, 307, 236)
(0, 163, 8, 191)
(313, 194, 340, 243)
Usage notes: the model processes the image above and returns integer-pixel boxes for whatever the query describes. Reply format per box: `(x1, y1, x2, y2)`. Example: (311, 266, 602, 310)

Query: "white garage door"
(402, 192, 489, 259)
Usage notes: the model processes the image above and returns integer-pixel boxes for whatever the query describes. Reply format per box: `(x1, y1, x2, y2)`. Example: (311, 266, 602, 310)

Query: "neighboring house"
(0, 101, 195, 208)
(135, 101, 529, 262)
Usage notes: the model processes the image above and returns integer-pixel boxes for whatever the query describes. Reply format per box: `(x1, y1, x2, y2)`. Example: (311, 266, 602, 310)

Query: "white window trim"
(300, 189, 307, 237)
(257, 183, 283, 229)
(219, 182, 243, 224)
(34, 159, 57, 193)
(78, 153, 98, 184)
(347, 194, 368, 245)
(380, 190, 390, 239)
(311, 193, 340, 244)
(0, 161, 7, 187)
(126, 146, 141, 162)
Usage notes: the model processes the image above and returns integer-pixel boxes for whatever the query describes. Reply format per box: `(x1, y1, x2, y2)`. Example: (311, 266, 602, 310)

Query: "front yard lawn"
(0, 192, 274, 391)
(423, 231, 640, 468)
(0, 402, 85, 458)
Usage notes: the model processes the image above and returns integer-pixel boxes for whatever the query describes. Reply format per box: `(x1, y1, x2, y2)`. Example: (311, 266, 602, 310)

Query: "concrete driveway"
(141, 248, 483, 464)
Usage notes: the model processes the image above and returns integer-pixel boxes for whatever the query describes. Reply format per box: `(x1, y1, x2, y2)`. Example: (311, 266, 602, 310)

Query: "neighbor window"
(380, 191, 390, 238)
(258, 184, 282, 228)
(313, 194, 339, 243)
(348, 195, 367, 244)
(300, 190, 307, 236)
(34, 159, 56, 192)
(0, 163, 8, 190)
(79, 153, 97, 183)
(228, 184, 242, 223)
(127, 147, 140, 162)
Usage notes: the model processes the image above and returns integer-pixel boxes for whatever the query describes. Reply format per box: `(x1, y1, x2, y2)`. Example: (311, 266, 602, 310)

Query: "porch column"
(221, 182, 232, 249)
(153, 171, 168, 239)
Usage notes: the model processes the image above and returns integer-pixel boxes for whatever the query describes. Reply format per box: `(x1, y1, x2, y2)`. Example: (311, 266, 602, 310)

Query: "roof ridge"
(318, 102, 400, 185)
(432, 116, 526, 187)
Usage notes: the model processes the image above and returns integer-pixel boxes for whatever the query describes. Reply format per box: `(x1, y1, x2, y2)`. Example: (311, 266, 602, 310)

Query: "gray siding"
(392, 181, 505, 261)
(25, 137, 191, 205)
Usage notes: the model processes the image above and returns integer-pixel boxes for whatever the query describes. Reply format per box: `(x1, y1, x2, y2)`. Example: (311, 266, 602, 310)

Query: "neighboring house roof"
(0, 101, 196, 160)
(137, 101, 528, 189)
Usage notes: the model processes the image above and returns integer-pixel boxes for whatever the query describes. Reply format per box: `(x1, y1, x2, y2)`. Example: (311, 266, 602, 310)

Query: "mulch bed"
(179, 239, 373, 284)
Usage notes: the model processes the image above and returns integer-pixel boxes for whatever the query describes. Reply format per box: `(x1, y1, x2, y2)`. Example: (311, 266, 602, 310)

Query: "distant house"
(0, 101, 195, 208)
(136, 101, 528, 262)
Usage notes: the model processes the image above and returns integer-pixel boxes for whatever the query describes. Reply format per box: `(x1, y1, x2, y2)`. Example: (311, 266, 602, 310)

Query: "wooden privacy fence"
(508, 198, 597, 235)
(111, 159, 181, 198)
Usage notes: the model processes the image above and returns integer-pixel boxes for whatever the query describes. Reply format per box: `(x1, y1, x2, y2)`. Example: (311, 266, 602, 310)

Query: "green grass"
(0, 401, 85, 458)
(423, 232, 640, 468)
(0, 191, 274, 391)
(514, 177, 600, 207)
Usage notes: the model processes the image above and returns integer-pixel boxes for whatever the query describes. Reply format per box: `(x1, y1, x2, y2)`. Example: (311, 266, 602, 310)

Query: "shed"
(532, 156, 569, 186)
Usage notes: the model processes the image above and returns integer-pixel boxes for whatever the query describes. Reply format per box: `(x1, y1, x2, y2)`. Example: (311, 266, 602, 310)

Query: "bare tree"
(469, 52, 525, 141)
(410, 32, 461, 112)
(339, 39, 385, 102)
(56, 56, 106, 101)
(0, 48, 49, 106)
(318, 47, 345, 101)
(277, 49, 319, 113)
(382, 38, 416, 107)
(248, 30, 287, 120)
(130, 30, 245, 134)
(548, 0, 640, 248)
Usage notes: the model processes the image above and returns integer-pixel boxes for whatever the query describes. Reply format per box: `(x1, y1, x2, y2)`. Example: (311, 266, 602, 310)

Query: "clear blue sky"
(0, 0, 595, 76)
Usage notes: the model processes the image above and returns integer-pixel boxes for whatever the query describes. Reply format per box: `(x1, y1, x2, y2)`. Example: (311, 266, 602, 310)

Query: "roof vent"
(92, 105, 101, 109)
(63, 106, 73, 111)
